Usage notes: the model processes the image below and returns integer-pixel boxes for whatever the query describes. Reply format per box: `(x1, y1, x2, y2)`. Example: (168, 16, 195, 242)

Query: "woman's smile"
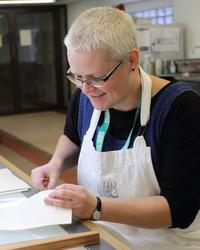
(90, 93, 106, 99)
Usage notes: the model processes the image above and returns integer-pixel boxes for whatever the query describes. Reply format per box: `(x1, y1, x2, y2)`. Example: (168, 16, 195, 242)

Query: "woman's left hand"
(44, 184, 97, 219)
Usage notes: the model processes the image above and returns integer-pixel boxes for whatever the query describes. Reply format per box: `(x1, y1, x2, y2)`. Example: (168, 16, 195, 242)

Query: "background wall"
(66, 0, 137, 27)
(63, 0, 200, 59)
(173, 0, 200, 58)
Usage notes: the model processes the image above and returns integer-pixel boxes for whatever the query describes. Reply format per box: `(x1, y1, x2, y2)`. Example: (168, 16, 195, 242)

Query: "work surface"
(0, 155, 130, 250)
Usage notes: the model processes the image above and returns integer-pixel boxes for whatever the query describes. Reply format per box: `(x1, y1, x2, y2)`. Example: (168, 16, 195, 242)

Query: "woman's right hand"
(31, 162, 61, 191)
(31, 134, 80, 191)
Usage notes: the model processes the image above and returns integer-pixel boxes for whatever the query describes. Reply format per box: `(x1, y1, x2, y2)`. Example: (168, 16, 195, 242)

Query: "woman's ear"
(129, 48, 139, 71)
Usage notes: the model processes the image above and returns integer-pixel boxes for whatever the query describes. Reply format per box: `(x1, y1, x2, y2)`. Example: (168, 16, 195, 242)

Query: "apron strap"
(87, 66, 152, 141)
(86, 109, 101, 139)
(139, 66, 152, 126)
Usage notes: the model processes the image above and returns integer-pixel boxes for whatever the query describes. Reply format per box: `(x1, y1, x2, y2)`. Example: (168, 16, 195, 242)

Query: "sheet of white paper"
(151, 27, 180, 52)
(0, 34, 2, 48)
(137, 28, 151, 51)
(0, 190, 72, 230)
(0, 225, 67, 245)
(19, 29, 32, 46)
(0, 168, 30, 194)
(0, 192, 27, 208)
(0, 225, 87, 250)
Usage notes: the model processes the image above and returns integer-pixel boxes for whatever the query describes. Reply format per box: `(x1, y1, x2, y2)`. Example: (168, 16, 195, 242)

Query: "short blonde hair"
(64, 7, 138, 61)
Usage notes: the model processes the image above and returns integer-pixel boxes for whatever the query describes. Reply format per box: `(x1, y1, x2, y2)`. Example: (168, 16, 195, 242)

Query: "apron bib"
(77, 67, 200, 249)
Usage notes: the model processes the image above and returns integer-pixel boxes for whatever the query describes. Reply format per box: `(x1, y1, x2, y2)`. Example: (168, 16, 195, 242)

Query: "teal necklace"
(96, 98, 141, 152)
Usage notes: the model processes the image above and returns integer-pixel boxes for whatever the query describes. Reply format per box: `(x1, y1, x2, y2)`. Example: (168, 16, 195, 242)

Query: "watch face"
(92, 210, 101, 221)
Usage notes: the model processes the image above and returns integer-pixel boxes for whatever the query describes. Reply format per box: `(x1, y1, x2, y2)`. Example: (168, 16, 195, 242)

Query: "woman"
(31, 7, 200, 249)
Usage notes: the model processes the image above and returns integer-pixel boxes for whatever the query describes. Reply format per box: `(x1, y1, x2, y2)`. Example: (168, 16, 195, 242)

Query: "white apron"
(78, 67, 200, 250)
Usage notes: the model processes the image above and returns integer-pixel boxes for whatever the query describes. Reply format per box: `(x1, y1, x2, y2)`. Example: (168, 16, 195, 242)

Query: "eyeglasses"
(66, 59, 123, 88)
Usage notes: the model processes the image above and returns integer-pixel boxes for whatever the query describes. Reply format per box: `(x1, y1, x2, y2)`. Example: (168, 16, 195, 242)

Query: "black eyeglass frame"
(66, 59, 123, 87)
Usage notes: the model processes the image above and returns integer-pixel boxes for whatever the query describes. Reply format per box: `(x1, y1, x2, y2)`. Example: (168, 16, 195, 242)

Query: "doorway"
(0, 5, 67, 115)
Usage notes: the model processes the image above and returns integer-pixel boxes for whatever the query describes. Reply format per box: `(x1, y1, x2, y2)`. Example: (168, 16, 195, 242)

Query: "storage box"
(175, 59, 200, 73)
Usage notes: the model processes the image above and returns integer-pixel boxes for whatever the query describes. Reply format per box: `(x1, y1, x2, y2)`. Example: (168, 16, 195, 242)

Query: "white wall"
(65, 0, 200, 59)
(67, 0, 138, 26)
(125, 0, 173, 12)
(173, 0, 200, 58)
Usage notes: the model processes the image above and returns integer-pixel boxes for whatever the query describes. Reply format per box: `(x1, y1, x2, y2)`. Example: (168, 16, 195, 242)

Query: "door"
(0, 13, 14, 113)
(0, 6, 67, 114)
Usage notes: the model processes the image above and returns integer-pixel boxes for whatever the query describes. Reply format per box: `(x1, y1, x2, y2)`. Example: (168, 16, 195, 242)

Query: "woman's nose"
(82, 82, 96, 93)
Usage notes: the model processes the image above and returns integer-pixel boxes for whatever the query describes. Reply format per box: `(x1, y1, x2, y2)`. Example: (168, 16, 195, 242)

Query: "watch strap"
(90, 196, 102, 221)
(96, 196, 102, 212)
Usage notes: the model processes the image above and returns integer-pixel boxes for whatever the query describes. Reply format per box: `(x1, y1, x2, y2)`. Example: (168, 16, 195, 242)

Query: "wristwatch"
(90, 196, 102, 221)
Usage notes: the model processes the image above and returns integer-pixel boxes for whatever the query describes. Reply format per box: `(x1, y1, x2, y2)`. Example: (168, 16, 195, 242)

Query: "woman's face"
(67, 49, 139, 111)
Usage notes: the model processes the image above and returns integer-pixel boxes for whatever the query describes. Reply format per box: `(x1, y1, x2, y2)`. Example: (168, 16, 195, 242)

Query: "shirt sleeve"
(63, 88, 81, 146)
(159, 91, 200, 228)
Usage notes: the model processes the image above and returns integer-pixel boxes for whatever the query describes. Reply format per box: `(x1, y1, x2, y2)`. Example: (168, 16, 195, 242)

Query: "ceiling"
(56, 0, 80, 3)
(0, 0, 81, 4)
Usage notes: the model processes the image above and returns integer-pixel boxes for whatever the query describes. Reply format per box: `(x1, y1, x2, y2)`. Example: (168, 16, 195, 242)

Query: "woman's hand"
(44, 184, 97, 219)
(31, 162, 61, 191)
(31, 135, 80, 191)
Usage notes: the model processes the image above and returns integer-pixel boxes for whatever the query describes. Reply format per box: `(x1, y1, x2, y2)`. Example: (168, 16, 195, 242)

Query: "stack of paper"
(0, 168, 30, 194)
(0, 190, 72, 230)
(0, 168, 72, 230)
(0, 193, 27, 208)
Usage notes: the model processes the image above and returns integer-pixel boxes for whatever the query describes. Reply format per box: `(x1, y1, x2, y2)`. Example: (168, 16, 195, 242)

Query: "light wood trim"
(0, 155, 131, 250)
(0, 155, 32, 185)
(0, 231, 99, 250)
(82, 220, 130, 250)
